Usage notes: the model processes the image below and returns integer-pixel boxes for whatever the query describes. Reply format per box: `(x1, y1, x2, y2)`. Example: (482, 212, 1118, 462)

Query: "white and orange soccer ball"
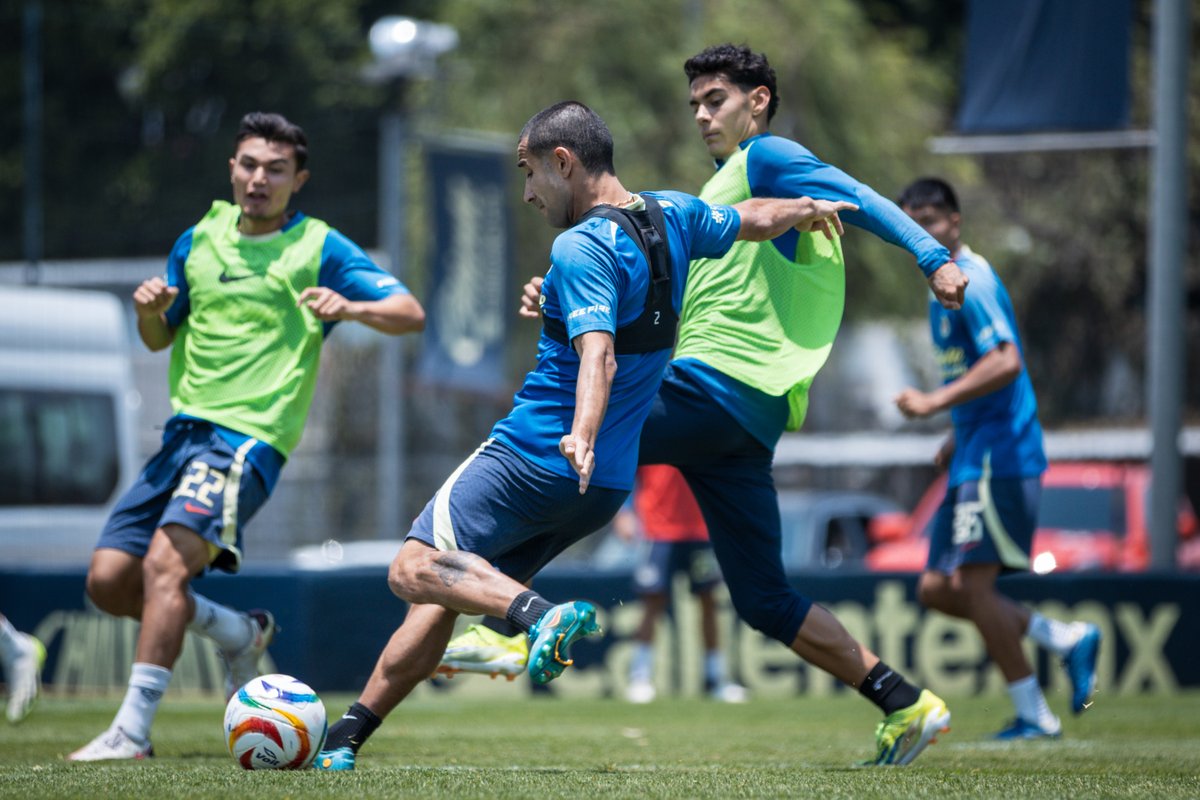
(223, 674, 327, 770)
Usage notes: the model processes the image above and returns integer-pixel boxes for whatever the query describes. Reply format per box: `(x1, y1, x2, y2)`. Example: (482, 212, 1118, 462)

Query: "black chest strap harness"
(541, 194, 678, 355)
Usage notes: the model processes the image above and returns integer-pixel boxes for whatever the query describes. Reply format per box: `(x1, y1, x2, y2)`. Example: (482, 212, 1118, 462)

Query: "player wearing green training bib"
(635, 44, 968, 767)
(70, 112, 425, 763)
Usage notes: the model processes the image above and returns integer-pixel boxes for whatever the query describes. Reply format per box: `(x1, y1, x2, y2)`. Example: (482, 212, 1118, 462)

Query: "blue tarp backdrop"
(956, 0, 1133, 133)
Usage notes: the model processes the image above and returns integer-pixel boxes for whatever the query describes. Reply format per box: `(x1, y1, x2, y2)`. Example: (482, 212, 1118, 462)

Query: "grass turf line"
(1, 692, 1198, 799)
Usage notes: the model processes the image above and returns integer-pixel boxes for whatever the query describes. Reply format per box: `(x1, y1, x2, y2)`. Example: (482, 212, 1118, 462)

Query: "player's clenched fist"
(132, 277, 179, 320)
(518, 275, 544, 319)
(298, 286, 352, 321)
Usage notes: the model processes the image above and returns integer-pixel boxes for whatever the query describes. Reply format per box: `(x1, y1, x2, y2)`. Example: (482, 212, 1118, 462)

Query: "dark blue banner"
(415, 139, 513, 392)
(3, 567, 1197, 702)
(956, 0, 1132, 133)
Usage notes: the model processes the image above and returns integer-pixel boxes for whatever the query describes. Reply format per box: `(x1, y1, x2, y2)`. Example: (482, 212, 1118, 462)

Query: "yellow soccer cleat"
(434, 624, 528, 681)
(868, 689, 951, 766)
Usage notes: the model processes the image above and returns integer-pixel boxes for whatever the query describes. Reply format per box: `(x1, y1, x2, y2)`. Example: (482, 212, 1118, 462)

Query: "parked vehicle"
(541, 489, 903, 575)
(0, 285, 140, 565)
(291, 490, 904, 575)
(866, 461, 1200, 573)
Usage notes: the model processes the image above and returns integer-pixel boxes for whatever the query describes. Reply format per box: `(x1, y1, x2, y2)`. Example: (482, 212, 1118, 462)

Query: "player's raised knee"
(387, 548, 422, 602)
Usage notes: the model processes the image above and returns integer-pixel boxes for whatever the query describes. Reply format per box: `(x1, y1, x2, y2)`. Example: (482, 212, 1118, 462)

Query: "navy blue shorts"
(407, 439, 628, 583)
(633, 540, 722, 595)
(95, 418, 270, 573)
(638, 365, 813, 645)
(926, 474, 1040, 575)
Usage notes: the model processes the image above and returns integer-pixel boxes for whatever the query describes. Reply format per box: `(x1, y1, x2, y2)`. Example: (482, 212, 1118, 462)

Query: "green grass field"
(2, 691, 1198, 799)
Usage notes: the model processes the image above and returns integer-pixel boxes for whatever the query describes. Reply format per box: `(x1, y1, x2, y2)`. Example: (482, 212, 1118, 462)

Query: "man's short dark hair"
(684, 43, 779, 122)
(235, 112, 309, 170)
(519, 101, 615, 176)
(897, 177, 960, 213)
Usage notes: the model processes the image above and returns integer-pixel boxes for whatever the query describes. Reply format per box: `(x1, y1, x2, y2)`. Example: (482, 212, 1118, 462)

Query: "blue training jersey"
(491, 191, 740, 491)
(675, 133, 953, 448)
(161, 211, 410, 491)
(931, 245, 1046, 486)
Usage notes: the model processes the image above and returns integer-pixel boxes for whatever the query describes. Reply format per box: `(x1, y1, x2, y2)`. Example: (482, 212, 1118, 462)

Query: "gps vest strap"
(542, 194, 677, 355)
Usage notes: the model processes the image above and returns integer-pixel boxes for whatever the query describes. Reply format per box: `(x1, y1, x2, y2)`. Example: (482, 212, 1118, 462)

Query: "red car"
(866, 462, 1200, 573)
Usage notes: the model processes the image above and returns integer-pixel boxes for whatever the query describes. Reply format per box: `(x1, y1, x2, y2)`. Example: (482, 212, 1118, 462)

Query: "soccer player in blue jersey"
(895, 177, 1101, 740)
(500, 45, 968, 766)
(68, 112, 426, 762)
(313, 101, 854, 771)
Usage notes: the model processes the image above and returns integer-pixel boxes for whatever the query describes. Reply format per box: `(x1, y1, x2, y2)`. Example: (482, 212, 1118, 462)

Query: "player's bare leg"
(315, 603, 458, 771)
(919, 566, 1060, 738)
(69, 525, 206, 762)
(388, 540, 539, 616)
(364, 604, 459, 716)
(85, 549, 146, 619)
(627, 592, 668, 702)
(789, 604, 877, 686)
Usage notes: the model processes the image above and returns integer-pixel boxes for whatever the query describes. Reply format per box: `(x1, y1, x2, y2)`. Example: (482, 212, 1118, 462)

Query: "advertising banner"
(3, 568, 1196, 701)
(956, 0, 1132, 133)
(415, 140, 513, 392)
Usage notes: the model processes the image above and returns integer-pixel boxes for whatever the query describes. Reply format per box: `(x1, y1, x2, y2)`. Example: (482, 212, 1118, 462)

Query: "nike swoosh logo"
(520, 597, 534, 612)
(873, 670, 894, 692)
(184, 501, 214, 516)
(341, 714, 358, 721)
(218, 272, 259, 283)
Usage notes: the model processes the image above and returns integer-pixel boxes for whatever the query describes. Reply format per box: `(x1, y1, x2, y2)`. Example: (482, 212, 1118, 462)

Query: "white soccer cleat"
(5, 633, 45, 724)
(221, 609, 278, 700)
(625, 680, 656, 704)
(67, 727, 154, 762)
(710, 682, 749, 704)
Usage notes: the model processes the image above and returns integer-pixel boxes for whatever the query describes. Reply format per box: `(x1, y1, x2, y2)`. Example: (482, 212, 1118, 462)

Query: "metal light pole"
(1146, 0, 1190, 569)
(366, 16, 458, 538)
(23, 0, 43, 285)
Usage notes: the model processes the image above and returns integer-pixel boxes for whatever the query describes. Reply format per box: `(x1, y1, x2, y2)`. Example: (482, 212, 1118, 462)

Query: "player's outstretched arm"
(928, 262, 969, 310)
(732, 197, 857, 242)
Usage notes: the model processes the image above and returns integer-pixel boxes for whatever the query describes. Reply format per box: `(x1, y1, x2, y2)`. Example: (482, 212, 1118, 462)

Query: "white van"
(0, 284, 140, 565)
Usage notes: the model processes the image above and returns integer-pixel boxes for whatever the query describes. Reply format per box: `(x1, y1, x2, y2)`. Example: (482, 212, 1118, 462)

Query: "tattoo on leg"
(432, 552, 477, 588)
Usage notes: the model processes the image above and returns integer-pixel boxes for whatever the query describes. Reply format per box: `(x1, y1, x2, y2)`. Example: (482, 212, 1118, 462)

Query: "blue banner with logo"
(416, 140, 513, 391)
(956, 0, 1132, 133)
(4, 567, 1198, 699)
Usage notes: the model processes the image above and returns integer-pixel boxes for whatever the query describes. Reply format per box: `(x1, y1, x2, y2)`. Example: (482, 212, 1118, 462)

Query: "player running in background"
(894, 177, 1101, 740)
(68, 112, 426, 762)
(313, 101, 854, 771)
(0, 614, 45, 724)
(617, 465, 746, 703)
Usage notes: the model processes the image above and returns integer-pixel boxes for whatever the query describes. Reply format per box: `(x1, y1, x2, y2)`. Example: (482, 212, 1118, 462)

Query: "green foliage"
(2, 0, 1196, 420)
(433, 0, 962, 316)
(2, 693, 1200, 798)
(0, 0, 383, 258)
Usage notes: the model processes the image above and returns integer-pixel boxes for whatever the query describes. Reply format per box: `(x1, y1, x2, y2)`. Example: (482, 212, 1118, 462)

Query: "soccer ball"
(223, 674, 327, 770)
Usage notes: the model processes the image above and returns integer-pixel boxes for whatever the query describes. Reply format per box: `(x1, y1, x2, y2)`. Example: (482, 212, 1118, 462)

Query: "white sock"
(189, 593, 254, 653)
(112, 663, 172, 743)
(1007, 675, 1060, 732)
(629, 642, 654, 684)
(1026, 612, 1084, 658)
(0, 616, 21, 663)
(704, 649, 725, 687)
